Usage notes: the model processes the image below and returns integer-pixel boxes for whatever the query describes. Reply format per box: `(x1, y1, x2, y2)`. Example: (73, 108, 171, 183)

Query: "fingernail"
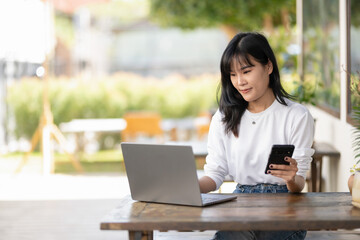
(285, 157, 289, 160)
(267, 170, 271, 174)
(269, 165, 273, 169)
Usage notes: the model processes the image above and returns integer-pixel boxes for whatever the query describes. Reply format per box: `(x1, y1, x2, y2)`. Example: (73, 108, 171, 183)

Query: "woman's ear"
(267, 61, 273, 75)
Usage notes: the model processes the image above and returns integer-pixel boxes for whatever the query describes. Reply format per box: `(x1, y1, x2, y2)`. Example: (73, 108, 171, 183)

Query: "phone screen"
(264, 144, 295, 174)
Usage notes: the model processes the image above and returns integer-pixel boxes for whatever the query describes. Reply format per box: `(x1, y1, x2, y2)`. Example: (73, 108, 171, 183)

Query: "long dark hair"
(217, 32, 293, 137)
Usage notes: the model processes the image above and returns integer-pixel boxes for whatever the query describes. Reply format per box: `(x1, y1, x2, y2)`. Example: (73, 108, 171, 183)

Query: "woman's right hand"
(199, 176, 217, 193)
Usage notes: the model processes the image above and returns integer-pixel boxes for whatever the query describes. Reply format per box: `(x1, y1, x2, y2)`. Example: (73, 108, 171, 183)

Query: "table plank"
(313, 142, 341, 158)
(101, 193, 360, 231)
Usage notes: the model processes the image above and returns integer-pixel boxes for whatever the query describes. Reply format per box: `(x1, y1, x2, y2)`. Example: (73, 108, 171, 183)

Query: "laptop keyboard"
(201, 194, 229, 204)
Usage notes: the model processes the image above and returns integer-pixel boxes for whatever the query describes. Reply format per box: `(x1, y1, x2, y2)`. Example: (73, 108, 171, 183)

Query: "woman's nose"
(236, 76, 246, 86)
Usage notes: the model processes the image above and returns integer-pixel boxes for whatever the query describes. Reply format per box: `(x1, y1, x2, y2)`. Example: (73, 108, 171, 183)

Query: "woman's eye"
(243, 70, 250, 74)
(230, 73, 236, 77)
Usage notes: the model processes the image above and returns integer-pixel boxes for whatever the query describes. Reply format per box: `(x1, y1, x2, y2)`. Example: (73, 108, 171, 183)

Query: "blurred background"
(0, 0, 359, 192)
(0, 0, 301, 175)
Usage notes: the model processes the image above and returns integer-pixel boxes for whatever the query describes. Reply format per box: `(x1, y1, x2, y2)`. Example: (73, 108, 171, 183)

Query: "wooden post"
(14, 0, 83, 175)
(129, 231, 153, 240)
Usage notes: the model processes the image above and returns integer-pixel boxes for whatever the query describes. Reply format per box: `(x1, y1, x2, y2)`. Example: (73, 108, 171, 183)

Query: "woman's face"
(230, 55, 274, 110)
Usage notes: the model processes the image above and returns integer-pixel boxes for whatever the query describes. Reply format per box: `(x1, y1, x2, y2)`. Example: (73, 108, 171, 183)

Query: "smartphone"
(264, 144, 295, 174)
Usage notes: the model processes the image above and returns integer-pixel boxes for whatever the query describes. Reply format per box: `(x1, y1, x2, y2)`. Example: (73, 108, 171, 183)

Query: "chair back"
(195, 112, 211, 140)
(122, 112, 163, 143)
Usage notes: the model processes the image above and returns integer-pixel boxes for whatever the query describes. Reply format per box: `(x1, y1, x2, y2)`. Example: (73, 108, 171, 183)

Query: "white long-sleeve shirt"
(204, 98, 315, 190)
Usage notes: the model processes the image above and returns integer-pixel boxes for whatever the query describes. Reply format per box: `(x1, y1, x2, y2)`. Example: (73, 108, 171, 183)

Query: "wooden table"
(100, 192, 360, 240)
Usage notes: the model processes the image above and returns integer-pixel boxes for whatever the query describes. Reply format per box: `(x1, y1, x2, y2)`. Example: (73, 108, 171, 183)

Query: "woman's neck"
(247, 89, 276, 113)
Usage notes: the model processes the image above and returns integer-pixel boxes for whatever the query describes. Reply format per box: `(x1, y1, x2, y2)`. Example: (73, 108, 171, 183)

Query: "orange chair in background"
(195, 111, 212, 140)
(122, 112, 164, 143)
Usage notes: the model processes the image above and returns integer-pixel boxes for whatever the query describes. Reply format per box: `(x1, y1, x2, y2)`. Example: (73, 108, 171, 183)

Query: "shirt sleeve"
(203, 110, 229, 190)
(289, 108, 315, 180)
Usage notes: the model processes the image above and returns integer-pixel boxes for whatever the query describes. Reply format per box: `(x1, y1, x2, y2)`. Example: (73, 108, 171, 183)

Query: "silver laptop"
(121, 142, 237, 207)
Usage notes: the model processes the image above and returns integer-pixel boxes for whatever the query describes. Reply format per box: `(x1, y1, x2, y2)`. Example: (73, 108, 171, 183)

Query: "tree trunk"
(281, 7, 290, 33)
(220, 25, 238, 40)
(263, 13, 274, 34)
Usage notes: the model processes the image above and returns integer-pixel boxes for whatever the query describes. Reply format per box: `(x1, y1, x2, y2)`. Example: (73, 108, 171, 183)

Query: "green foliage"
(149, 0, 296, 31)
(54, 14, 75, 48)
(281, 73, 322, 106)
(303, 1, 341, 111)
(351, 0, 360, 27)
(55, 150, 125, 173)
(7, 79, 43, 140)
(6, 74, 218, 140)
(351, 72, 360, 113)
(86, 0, 149, 23)
(267, 26, 298, 74)
(352, 105, 360, 171)
(303, 0, 338, 30)
(350, 73, 360, 173)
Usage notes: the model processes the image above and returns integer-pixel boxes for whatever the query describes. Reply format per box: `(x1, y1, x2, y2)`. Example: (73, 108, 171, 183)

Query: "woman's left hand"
(268, 157, 298, 183)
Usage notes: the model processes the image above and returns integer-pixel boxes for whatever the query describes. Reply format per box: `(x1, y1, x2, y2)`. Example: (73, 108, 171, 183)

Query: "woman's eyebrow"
(240, 65, 252, 70)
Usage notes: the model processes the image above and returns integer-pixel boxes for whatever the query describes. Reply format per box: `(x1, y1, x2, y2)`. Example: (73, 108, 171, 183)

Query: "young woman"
(199, 32, 314, 240)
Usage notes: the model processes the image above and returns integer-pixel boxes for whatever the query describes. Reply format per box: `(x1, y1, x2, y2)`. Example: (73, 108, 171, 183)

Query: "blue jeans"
(212, 184, 307, 240)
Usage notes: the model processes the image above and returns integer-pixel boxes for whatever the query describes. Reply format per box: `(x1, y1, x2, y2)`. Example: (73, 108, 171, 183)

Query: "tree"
(149, 0, 296, 38)
(351, 0, 360, 27)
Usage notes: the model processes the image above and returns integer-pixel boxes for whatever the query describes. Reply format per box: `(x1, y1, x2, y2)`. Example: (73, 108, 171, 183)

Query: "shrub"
(7, 73, 219, 140)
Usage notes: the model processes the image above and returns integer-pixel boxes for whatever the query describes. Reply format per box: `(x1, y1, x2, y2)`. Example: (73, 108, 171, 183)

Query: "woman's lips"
(240, 88, 251, 94)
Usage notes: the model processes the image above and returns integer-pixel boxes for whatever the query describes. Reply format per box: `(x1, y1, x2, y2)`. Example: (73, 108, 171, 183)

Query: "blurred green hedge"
(7, 73, 219, 140)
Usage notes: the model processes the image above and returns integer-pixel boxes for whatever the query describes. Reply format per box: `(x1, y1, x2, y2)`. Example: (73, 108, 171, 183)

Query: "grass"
(55, 161, 125, 173)
(1, 150, 125, 174)
(55, 150, 124, 162)
(1, 150, 206, 174)
(55, 149, 125, 173)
